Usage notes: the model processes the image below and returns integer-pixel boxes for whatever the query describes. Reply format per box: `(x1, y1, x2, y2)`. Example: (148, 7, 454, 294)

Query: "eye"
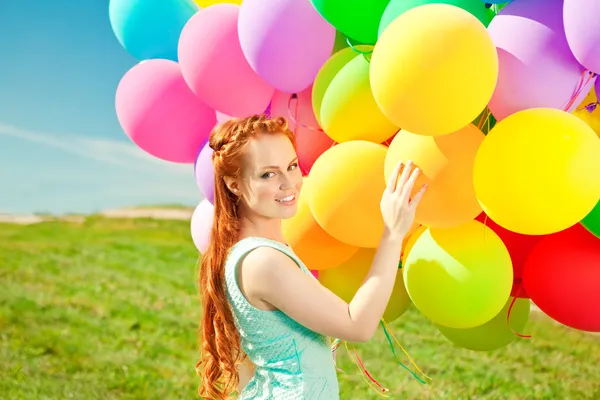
(288, 163, 299, 171)
(261, 171, 275, 179)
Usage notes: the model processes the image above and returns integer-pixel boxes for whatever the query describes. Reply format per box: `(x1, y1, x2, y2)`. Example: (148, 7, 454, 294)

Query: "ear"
(223, 176, 240, 196)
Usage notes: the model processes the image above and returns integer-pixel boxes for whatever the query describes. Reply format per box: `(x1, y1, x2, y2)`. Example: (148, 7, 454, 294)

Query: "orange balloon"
(318, 248, 411, 323)
(307, 141, 388, 248)
(384, 124, 484, 227)
(283, 177, 359, 270)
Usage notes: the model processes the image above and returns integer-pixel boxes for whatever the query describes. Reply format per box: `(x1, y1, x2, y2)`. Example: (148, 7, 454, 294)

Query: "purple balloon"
(238, 0, 336, 94)
(487, 0, 594, 120)
(564, 0, 600, 74)
(194, 141, 215, 204)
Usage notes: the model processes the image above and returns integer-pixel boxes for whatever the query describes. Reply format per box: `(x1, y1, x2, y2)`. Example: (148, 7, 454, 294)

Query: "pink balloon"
(178, 4, 274, 117)
(115, 59, 216, 163)
(270, 86, 334, 174)
(194, 142, 215, 204)
(564, 0, 600, 74)
(216, 111, 233, 122)
(238, 0, 336, 94)
(311, 270, 319, 279)
(487, 0, 594, 121)
(191, 199, 214, 253)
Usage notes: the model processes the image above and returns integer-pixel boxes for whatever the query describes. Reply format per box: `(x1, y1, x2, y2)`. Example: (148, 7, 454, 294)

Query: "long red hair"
(196, 114, 296, 399)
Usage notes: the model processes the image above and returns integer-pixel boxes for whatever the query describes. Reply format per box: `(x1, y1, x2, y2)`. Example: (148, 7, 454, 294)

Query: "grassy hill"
(1, 217, 598, 399)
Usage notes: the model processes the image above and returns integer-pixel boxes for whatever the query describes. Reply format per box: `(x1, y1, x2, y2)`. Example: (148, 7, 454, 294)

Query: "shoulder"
(238, 246, 302, 293)
(240, 245, 298, 276)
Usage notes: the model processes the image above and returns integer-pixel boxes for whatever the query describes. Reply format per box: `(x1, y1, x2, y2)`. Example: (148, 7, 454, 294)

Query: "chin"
(275, 204, 298, 220)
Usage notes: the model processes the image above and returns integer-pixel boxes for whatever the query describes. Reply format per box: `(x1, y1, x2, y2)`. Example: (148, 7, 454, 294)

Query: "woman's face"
(235, 133, 303, 220)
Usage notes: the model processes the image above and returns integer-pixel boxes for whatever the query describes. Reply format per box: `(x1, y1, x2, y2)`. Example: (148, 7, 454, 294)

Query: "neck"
(238, 212, 285, 244)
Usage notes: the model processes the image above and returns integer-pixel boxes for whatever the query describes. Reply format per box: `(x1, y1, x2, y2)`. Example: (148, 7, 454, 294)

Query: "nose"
(279, 172, 294, 191)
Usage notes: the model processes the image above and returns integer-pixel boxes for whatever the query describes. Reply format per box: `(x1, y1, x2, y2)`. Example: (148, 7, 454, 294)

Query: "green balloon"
(403, 221, 513, 329)
(581, 200, 600, 238)
(310, 0, 392, 44)
(436, 297, 530, 351)
(378, 0, 496, 38)
(312, 45, 373, 126)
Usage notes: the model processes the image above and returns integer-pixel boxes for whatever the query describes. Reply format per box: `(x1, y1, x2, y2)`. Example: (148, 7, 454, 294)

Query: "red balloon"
(381, 131, 398, 147)
(269, 87, 334, 174)
(523, 224, 600, 332)
(476, 212, 544, 298)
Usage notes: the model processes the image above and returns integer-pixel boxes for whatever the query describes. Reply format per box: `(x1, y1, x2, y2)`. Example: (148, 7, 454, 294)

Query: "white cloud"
(0, 122, 202, 214)
(0, 122, 191, 175)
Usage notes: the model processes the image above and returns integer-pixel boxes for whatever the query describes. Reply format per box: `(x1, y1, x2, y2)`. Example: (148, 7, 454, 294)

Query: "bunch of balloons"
(110, 0, 600, 353)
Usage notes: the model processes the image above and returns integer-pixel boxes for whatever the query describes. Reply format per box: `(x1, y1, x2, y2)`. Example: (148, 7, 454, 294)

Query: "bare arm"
(241, 232, 403, 342)
(240, 161, 427, 342)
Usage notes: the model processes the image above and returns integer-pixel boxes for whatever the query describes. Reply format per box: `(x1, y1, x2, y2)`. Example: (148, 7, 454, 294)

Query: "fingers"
(386, 161, 403, 192)
(409, 184, 428, 209)
(394, 160, 413, 194)
(400, 166, 421, 199)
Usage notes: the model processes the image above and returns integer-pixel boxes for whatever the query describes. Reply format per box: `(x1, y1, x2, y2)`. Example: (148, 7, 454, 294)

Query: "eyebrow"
(260, 157, 299, 170)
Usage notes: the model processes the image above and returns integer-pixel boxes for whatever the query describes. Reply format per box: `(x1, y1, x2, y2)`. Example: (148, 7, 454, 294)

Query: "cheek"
(251, 181, 279, 202)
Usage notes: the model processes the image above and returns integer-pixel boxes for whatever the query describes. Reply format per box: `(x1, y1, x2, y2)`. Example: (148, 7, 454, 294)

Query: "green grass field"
(1, 217, 598, 399)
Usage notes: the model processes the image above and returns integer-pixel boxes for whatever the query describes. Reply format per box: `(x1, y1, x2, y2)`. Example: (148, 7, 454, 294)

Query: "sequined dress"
(224, 237, 340, 399)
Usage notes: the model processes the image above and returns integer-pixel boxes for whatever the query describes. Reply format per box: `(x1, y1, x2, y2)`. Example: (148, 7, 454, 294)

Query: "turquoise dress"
(224, 237, 340, 399)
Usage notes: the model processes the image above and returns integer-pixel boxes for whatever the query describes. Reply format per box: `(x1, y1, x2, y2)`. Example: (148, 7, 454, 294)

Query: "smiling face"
(229, 132, 303, 220)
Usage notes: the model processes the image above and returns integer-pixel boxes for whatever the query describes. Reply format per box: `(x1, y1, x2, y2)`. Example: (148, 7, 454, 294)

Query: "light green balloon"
(310, 0, 392, 44)
(436, 297, 530, 351)
(312, 45, 373, 126)
(403, 221, 513, 329)
(378, 0, 496, 38)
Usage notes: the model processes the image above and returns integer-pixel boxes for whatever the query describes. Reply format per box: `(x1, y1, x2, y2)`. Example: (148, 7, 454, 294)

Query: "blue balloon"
(109, 0, 198, 61)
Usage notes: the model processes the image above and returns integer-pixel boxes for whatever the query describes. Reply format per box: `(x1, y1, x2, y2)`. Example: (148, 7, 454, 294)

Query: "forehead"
(242, 133, 296, 170)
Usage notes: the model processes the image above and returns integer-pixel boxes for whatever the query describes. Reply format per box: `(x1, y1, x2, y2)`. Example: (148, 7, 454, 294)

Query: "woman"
(197, 114, 427, 399)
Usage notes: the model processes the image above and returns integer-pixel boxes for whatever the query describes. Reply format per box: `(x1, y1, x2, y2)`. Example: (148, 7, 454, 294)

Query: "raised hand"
(380, 160, 428, 239)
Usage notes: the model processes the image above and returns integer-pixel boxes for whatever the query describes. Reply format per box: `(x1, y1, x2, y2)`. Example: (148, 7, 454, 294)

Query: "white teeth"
(277, 194, 295, 202)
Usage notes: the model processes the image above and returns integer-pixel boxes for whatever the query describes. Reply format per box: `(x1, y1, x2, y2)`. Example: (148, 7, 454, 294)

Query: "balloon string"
(286, 94, 324, 132)
(563, 70, 596, 111)
(380, 320, 430, 384)
(477, 108, 492, 130)
(507, 295, 532, 338)
(344, 341, 390, 396)
(380, 319, 432, 382)
(345, 37, 374, 56)
(330, 338, 346, 373)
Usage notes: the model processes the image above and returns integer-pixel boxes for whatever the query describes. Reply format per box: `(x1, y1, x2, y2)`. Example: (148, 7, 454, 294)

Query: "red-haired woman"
(197, 115, 427, 399)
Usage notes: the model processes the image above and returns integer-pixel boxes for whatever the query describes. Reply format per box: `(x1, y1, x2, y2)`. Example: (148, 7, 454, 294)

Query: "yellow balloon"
(318, 248, 411, 323)
(573, 86, 600, 138)
(193, 0, 242, 7)
(320, 53, 399, 143)
(283, 177, 359, 270)
(473, 108, 600, 235)
(384, 124, 484, 227)
(307, 141, 387, 248)
(370, 4, 498, 136)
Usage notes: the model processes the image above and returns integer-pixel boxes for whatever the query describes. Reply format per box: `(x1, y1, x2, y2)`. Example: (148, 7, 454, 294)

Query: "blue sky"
(0, 0, 201, 215)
